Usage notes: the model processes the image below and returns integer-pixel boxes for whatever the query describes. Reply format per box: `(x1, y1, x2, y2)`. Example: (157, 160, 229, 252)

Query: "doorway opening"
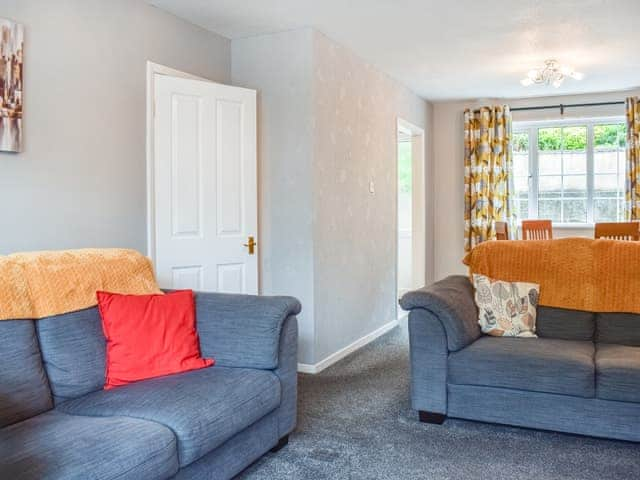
(397, 118, 426, 319)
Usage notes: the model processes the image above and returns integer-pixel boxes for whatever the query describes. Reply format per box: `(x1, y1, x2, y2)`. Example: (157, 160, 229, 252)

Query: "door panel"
(216, 99, 244, 236)
(154, 74, 257, 294)
(217, 263, 245, 294)
(172, 266, 204, 290)
(170, 94, 202, 238)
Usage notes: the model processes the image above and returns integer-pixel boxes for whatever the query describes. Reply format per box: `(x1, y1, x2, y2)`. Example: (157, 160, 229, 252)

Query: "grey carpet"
(239, 323, 640, 480)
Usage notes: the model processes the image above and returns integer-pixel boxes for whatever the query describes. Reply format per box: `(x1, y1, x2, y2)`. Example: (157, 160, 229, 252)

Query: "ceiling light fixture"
(520, 59, 584, 88)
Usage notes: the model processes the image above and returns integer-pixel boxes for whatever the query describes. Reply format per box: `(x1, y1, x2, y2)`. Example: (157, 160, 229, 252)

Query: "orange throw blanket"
(0, 249, 162, 320)
(463, 238, 640, 314)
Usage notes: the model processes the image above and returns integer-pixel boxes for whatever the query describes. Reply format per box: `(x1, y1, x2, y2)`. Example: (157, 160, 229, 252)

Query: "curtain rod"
(510, 101, 625, 115)
(473, 101, 625, 115)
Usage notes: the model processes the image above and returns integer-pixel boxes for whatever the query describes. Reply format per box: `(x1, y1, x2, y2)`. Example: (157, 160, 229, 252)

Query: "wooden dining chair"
(522, 220, 553, 240)
(495, 221, 509, 240)
(594, 222, 640, 241)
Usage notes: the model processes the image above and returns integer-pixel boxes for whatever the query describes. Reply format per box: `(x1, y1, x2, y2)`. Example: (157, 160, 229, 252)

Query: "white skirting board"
(297, 319, 399, 374)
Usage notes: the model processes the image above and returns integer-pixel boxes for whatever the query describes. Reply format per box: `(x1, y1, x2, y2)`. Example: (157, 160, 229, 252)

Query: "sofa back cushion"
(596, 312, 640, 346)
(36, 307, 106, 403)
(536, 306, 595, 341)
(0, 320, 53, 427)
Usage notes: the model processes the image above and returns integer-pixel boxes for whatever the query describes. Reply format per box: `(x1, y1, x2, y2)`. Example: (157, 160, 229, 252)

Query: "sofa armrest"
(408, 309, 448, 414)
(194, 292, 301, 369)
(273, 315, 298, 437)
(399, 275, 480, 352)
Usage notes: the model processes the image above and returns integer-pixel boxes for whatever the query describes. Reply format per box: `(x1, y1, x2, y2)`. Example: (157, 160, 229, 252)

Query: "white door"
(153, 74, 258, 294)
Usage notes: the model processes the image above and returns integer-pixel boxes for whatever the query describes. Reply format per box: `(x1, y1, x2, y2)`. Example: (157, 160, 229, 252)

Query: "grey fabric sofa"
(400, 275, 640, 441)
(0, 292, 301, 479)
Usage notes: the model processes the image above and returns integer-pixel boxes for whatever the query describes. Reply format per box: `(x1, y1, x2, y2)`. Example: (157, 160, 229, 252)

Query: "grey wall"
(232, 28, 432, 365)
(0, 0, 230, 254)
(232, 29, 317, 365)
(432, 88, 640, 280)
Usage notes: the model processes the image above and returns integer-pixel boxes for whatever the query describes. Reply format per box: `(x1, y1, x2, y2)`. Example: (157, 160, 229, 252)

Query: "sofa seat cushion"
(596, 343, 640, 403)
(448, 337, 595, 398)
(58, 366, 281, 467)
(0, 410, 178, 480)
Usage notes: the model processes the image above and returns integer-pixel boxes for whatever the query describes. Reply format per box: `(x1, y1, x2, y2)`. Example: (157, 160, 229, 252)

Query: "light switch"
(369, 180, 375, 194)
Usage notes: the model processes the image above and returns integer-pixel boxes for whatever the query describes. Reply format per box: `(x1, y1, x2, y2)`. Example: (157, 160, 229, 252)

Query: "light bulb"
(560, 65, 573, 76)
(552, 77, 564, 88)
(520, 78, 534, 86)
(570, 71, 584, 80)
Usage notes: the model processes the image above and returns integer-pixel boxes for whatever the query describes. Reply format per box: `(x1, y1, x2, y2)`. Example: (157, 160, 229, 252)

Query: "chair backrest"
(594, 222, 640, 241)
(522, 220, 553, 240)
(495, 221, 509, 240)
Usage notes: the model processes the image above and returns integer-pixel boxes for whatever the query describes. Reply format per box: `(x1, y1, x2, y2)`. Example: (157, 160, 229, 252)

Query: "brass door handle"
(243, 236, 257, 255)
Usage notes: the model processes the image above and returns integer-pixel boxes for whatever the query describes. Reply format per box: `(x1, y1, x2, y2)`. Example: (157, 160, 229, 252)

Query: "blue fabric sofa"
(0, 292, 301, 479)
(401, 275, 640, 441)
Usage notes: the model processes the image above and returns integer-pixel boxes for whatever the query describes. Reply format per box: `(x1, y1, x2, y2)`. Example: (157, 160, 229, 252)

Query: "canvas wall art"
(0, 18, 23, 153)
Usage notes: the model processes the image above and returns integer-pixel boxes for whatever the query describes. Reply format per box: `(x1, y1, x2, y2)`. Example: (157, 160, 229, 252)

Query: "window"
(513, 119, 626, 224)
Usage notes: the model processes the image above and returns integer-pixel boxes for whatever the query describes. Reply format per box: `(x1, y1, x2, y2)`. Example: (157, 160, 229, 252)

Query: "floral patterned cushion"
(472, 274, 539, 337)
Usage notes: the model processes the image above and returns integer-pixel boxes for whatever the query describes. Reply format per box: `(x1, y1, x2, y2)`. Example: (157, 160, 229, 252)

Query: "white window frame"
(513, 116, 626, 228)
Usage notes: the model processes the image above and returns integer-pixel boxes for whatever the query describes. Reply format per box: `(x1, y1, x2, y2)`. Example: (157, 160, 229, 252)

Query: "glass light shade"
(519, 60, 583, 88)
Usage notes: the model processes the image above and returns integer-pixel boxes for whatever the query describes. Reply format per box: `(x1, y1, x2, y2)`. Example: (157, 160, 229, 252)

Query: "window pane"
(594, 198, 619, 222)
(512, 132, 529, 153)
(539, 152, 562, 175)
(518, 200, 528, 220)
(516, 191, 528, 220)
(594, 124, 626, 149)
(538, 127, 562, 151)
(594, 150, 619, 174)
(564, 152, 586, 174)
(511, 130, 529, 220)
(594, 174, 620, 197)
(562, 126, 587, 151)
(538, 199, 561, 221)
(618, 199, 625, 220)
(514, 176, 529, 192)
(563, 199, 587, 223)
(513, 153, 528, 177)
(539, 175, 562, 196)
(563, 175, 587, 197)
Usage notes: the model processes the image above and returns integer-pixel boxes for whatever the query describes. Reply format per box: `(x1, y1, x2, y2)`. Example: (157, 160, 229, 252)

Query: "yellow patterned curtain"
(464, 105, 517, 252)
(625, 97, 640, 220)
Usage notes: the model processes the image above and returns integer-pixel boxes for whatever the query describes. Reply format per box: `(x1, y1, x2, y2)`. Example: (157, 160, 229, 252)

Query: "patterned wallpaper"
(311, 31, 431, 362)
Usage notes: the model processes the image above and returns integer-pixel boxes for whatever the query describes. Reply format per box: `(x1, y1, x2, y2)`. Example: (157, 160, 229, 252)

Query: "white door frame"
(145, 61, 212, 262)
(396, 117, 426, 320)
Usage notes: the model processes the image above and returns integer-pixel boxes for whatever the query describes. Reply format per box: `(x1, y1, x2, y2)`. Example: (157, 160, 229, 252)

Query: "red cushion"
(97, 290, 214, 389)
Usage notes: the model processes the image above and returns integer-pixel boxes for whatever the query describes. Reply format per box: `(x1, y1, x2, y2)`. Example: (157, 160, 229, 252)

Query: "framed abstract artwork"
(0, 18, 23, 153)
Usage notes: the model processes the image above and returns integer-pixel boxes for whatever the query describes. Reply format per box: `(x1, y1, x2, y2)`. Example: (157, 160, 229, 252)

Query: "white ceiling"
(148, 0, 640, 101)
